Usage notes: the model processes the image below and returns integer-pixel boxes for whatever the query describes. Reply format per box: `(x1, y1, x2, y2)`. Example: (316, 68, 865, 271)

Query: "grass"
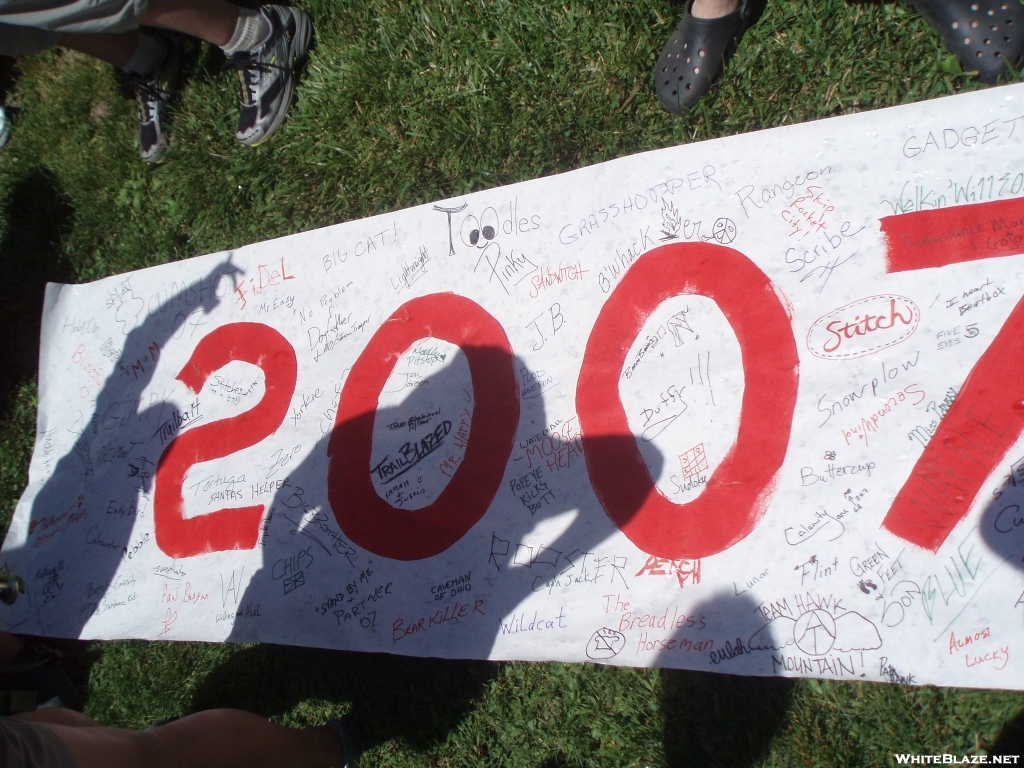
(0, 0, 1022, 764)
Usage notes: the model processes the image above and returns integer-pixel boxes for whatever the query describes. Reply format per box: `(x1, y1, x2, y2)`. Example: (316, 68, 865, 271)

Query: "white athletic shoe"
(126, 33, 182, 163)
(225, 5, 311, 146)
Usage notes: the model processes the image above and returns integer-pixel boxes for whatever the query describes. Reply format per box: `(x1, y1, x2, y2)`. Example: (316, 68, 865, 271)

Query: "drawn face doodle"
(461, 207, 502, 264)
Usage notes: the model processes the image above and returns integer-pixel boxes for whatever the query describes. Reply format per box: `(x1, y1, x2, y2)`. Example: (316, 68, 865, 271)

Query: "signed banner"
(6, 84, 1024, 690)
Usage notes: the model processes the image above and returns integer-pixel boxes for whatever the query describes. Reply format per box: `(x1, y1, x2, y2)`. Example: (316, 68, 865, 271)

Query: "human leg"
(136, 0, 311, 145)
(17, 707, 352, 768)
(691, 0, 739, 18)
(138, 0, 239, 47)
(13, 708, 101, 727)
(59, 27, 182, 163)
(0, 0, 237, 55)
(0, 0, 310, 152)
(60, 30, 138, 67)
(221, 5, 311, 145)
(0, 716, 80, 768)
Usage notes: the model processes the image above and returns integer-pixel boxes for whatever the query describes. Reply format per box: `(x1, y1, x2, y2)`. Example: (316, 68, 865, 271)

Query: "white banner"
(6, 84, 1024, 690)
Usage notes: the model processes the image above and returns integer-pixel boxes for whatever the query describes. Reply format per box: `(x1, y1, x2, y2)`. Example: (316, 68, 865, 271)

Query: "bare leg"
(139, 0, 240, 47)
(17, 708, 347, 768)
(52, 0, 243, 67)
(691, 0, 740, 18)
(13, 708, 101, 728)
(60, 31, 138, 67)
(59, 0, 245, 69)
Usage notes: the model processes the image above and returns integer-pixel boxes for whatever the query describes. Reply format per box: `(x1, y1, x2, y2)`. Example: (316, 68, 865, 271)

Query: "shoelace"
(223, 52, 292, 106)
(126, 77, 168, 123)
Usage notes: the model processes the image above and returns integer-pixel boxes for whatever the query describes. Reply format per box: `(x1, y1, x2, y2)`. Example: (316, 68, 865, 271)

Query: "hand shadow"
(0, 258, 241, 641)
(191, 340, 664, 753)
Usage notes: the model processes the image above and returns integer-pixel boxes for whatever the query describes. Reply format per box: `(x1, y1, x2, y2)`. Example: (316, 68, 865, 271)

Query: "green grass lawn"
(1, 0, 1023, 765)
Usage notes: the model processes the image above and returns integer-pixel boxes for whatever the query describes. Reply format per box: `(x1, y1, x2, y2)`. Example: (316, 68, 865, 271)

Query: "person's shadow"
(0, 168, 75, 424)
(979, 461, 1024, 586)
(655, 590, 795, 768)
(977, 453, 1024, 760)
(0, 219, 795, 758)
(190, 339, 668, 753)
(0, 258, 240, 639)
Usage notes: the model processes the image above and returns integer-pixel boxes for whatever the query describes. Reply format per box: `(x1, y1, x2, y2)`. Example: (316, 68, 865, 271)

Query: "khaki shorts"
(0, 0, 150, 56)
(0, 716, 80, 768)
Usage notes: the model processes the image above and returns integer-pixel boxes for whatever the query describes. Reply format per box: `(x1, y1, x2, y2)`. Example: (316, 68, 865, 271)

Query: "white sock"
(122, 33, 167, 76)
(221, 7, 272, 55)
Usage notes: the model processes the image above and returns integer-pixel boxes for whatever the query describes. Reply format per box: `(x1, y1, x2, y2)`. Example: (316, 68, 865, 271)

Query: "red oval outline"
(576, 242, 799, 559)
(805, 294, 920, 361)
(327, 293, 519, 561)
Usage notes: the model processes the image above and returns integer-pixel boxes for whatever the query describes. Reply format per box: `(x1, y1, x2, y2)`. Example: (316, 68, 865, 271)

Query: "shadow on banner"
(195, 342, 667, 751)
(0, 258, 240, 637)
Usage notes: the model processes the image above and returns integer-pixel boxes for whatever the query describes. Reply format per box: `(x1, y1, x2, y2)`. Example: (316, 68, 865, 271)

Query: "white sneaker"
(126, 33, 182, 163)
(225, 5, 311, 146)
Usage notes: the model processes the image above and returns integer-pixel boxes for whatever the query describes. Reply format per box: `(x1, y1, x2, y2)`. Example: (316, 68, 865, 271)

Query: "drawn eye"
(480, 207, 499, 241)
(460, 215, 480, 247)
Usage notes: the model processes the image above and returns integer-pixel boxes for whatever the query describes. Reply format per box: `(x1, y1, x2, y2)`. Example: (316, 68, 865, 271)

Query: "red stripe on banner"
(882, 296, 1024, 550)
(880, 198, 1024, 551)
(881, 197, 1024, 273)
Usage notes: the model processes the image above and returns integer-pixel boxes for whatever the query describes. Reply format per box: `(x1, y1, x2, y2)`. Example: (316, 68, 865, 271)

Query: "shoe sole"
(240, 7, 312, 146)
